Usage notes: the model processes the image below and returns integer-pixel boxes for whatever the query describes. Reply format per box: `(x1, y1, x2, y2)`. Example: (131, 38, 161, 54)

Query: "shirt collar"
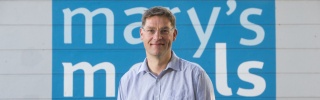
(138, 51, 181, 74)
(165, 52, 180, 71)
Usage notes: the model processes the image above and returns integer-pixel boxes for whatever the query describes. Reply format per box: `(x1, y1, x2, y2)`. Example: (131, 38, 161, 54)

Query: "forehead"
(144, 16, 172, 28)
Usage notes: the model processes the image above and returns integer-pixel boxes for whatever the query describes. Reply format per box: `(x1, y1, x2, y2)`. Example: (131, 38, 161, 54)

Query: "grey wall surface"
(276, 1, 320, 100)
(0, 0, 52, 99)
(0, 0, 319, 100)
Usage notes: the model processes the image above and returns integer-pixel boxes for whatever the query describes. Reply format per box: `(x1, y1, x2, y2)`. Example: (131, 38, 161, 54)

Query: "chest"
(127, 71, 196, 100)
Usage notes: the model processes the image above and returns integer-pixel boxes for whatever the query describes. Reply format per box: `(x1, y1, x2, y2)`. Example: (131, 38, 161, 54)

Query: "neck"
(146, 51, 172, 76)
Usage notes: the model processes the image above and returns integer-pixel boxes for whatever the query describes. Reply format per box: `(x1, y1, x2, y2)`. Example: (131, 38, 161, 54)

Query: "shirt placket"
(154, 78, 161, 100)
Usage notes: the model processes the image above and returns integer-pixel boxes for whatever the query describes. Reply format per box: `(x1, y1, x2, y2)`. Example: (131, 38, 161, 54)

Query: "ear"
(140, 28, 143, 40)
(173, 29, 178, 41)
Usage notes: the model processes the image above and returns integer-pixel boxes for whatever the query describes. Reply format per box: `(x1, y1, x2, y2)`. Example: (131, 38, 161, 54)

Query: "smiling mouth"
(151, 44, 164, 46)
(150, 43, 165, 46)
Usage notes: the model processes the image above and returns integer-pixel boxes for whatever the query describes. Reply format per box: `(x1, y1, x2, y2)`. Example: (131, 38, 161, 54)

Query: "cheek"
(140, 34, 147, 41)
(142, 36, 151, 45)
(168, 36, 175, 42)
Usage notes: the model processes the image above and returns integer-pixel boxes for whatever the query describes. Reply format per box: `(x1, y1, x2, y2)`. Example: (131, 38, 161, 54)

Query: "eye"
(160, 29, 170, 34)
(147, 29, 155, 33)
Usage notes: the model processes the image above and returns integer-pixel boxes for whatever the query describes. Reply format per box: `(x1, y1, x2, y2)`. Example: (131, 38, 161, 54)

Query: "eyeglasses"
(142, 27, 175, 35)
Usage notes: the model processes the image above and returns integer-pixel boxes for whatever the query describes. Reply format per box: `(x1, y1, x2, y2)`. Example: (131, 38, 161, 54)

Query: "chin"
(147, 50, 162, 56)
(150, 51, 162, 56)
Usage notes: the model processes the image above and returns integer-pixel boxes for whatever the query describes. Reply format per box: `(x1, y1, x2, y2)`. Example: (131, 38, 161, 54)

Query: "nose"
(153, 31, 162, 40)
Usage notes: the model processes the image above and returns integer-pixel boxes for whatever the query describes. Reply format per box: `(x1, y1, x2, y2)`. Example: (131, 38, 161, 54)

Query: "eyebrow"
(145, 26, 171, 29)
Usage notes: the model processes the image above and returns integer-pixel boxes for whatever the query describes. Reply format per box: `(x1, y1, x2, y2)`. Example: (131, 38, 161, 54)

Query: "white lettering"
(63, 8, 114, 44)
(237, 61, 266, 96)
(168, 7, 181, 14)
(226, 0, 236, 15)
(124, 7, 147, 44)
(240, 8, 264, 46)
(187, 7, 221, 58)
(62, 62, 116, 97)
(215, 43, 233, 96)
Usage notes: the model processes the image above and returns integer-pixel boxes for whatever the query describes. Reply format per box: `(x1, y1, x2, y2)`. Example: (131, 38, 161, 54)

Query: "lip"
(151, 44, 164, 45)
(150, 43, 165, 45)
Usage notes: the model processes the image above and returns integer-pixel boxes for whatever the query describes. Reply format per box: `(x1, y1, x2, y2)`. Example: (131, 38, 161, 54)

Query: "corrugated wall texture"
(0, 0, 319, 100)
(0, 0, 52, 99)
(276, 0, 320, 100)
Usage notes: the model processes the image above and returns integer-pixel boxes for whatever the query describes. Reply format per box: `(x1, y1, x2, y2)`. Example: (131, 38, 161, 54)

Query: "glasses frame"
(141, 27, 175, 36)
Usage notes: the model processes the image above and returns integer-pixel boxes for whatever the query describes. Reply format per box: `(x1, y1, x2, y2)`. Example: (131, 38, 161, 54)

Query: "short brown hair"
(141, 6, 176, 28)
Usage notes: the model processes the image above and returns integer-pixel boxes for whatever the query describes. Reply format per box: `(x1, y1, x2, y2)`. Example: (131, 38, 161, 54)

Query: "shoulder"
(178, 58, 206, 74)
(177, 58, 213, 88)
(119, 62, 142, 83)
(177, 58, 213, 84)
(118, 62, 143, 99)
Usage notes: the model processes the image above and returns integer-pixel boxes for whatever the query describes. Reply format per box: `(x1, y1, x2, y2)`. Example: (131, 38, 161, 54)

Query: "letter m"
(63, 8, 114, 44)
(62, 62, 115, 97)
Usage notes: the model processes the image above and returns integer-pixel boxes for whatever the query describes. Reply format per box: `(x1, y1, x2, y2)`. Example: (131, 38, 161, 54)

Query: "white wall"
(276, 0, 320, 100)
(0, 0, 52, 99)
(0, 0, 319, 99)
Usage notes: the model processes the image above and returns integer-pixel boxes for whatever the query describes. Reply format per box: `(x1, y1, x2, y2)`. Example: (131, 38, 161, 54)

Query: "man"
(117, 6, 215, 100)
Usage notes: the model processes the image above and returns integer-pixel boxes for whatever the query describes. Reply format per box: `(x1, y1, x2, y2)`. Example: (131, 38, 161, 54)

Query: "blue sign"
(53, 0, 275, 100)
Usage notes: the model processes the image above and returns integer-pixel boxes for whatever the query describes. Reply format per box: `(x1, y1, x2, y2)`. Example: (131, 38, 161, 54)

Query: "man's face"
(140, 16, 177, 57)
